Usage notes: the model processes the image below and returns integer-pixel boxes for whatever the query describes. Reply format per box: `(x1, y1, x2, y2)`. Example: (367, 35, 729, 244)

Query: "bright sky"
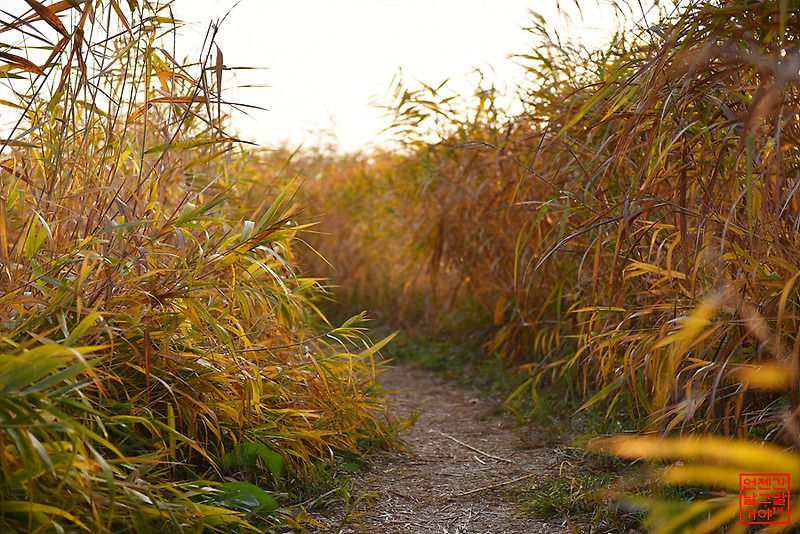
(0, 1, 649, 153)
(169, 1, 635, 153)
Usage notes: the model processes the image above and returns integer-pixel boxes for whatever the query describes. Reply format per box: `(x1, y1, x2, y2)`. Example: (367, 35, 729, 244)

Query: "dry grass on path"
(309, 366, 570, 534)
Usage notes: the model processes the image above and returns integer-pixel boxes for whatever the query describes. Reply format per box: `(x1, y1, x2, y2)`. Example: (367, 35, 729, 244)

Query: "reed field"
(7, 0, 800, 532)
(300, 0, 800, 530)
(0, 1, 394, 532)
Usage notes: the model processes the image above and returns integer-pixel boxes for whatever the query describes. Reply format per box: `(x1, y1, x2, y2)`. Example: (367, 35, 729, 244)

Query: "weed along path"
(310, 365, 566, 533)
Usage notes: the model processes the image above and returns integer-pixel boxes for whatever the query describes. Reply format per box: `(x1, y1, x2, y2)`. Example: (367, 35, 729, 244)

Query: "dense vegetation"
(7, 0, 800, 532)
(299, 0, 800, 531)
(0, 1, 392, 532)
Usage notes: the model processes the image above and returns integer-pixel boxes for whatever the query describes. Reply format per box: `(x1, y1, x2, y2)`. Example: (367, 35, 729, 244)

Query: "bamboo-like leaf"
(26, 431, 54, 473)
(662, 464, 742, 491)
(216, 481, 279, 512)
(0, 501, 88, 530)
(24, 0, 70, 37)
(733, 364, 790, 390)
(647, 498, 733, 534)
(144, 137, 239, 154)
(597, 435, 800, 475)
(576, 376, 624, 413)
(356, 331, 398, 361)
(44, 1, 88, 16)
(215, 45, 223, 93)
(0, 139, 38, 148)
(0, 51, 45, 76)
(20, 358, 98, 396)
(0, 345, 103, 396)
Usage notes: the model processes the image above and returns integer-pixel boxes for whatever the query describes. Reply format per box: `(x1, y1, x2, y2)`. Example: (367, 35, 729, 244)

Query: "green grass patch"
(520, 447, 641, 532)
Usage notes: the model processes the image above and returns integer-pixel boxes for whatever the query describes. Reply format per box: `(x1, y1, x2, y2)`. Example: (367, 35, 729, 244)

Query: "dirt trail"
(309, 365, 567, 533)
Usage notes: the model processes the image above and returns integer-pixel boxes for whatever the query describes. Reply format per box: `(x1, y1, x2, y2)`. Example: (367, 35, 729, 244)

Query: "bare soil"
(307, 365, 569, 533)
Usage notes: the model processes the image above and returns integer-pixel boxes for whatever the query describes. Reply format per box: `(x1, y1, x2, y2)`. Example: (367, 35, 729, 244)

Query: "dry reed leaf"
(733, 363, 791, 390)
(23, 0, 69, 37)
(0, 51, 44, 76)
(598, 435, 800, 475)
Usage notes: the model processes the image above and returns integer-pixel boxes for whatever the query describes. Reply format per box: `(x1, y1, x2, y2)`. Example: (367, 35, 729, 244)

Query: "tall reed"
(305, 0, 800, 436)
(0, 1, 392, 532)
(302, 1, 800, 528)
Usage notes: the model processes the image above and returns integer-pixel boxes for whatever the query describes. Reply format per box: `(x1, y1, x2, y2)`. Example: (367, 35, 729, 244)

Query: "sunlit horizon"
(170, 1, 644, 153)
(0, 1, 659, 153)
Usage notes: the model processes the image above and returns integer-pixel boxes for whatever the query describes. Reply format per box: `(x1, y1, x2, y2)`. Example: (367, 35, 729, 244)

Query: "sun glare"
(169, 0, 635, 153)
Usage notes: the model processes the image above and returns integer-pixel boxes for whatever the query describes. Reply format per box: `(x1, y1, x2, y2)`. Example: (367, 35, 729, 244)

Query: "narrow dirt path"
(309, 365, 567, 533)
